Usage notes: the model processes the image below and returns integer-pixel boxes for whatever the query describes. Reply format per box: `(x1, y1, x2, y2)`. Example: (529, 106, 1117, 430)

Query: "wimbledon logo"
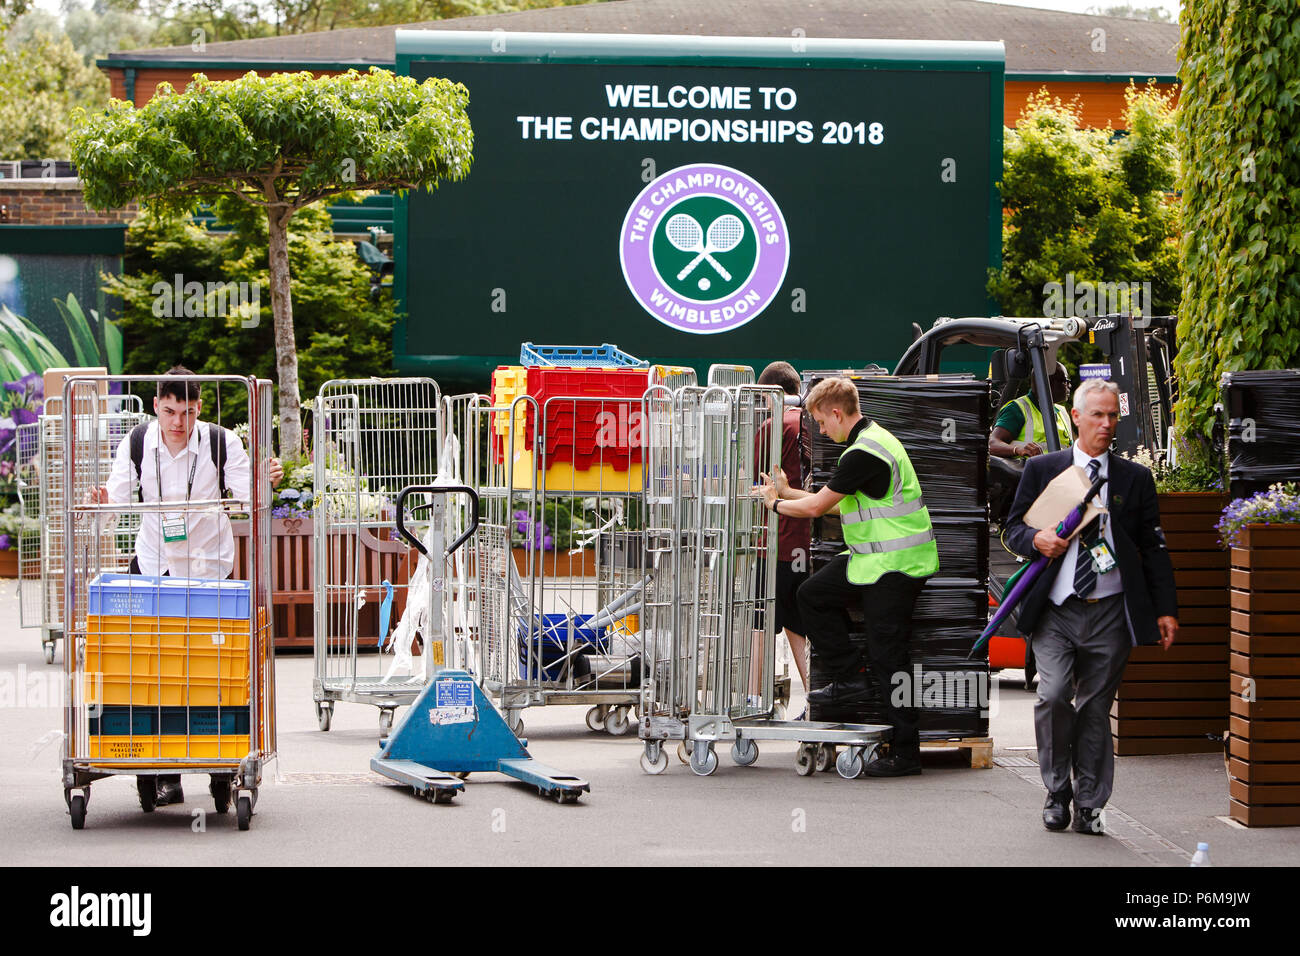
(619, 163, 789, 335)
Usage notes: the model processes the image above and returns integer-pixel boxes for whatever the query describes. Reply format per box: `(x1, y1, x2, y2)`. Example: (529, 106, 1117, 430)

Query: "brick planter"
(1227, 524, 1300, 827)
(1110, 493, 1229, 755)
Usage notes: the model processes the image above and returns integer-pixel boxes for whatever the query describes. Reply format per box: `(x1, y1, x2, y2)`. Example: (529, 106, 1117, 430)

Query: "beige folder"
(1024, 464, 1107, 539)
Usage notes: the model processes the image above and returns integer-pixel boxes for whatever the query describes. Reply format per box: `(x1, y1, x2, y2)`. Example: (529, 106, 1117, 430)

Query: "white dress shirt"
(105, 421, 250, 579)
(1048, 444, 1123, 606)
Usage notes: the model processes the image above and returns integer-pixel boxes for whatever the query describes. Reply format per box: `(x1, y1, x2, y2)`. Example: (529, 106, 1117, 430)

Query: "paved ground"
(0, 586, 1294, 867)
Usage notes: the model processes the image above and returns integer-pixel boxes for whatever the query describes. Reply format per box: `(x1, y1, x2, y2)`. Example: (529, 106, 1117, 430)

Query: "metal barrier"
(18, 394, 147, 664)
(60, 374, 276, 830)
(638, 384, 891, 777)
(706, 364, 755, 388)
(311, 377, 444, 738)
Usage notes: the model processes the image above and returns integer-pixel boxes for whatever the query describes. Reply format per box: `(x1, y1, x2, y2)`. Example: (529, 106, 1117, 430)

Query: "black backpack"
(128, 421, 229, 502)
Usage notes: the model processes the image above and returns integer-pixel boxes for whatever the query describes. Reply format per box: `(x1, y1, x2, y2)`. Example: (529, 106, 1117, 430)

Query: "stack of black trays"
(800, 370, 992, 741)
(1220, 369, 1300, 500)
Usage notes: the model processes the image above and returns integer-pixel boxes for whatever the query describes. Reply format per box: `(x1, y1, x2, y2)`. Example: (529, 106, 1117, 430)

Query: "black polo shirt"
(827, 419, 891, 500)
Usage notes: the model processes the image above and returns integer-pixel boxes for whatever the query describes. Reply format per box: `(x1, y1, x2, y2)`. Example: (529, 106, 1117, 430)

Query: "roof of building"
(101, 0, 1180, 78)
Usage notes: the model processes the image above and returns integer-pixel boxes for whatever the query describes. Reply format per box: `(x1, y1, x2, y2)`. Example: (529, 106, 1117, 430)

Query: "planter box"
(0, 547, 16, 579)
(233, 518, 413, 650)
(1111, 493, 1228, 756)
(1227, 522, 1300, 827)
(510, 547, 597, 577)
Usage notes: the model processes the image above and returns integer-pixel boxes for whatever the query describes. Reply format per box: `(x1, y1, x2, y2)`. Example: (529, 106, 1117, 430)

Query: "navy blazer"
(1005, 449, 1178, 645)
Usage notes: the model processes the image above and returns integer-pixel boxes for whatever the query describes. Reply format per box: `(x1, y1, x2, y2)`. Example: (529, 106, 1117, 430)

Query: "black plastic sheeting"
(1221, 369, 1300, 499)
(799, 372, 992, 739)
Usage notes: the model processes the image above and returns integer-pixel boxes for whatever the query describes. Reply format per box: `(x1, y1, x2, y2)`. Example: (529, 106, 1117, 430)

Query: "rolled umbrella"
(971, 474, 1107, 657)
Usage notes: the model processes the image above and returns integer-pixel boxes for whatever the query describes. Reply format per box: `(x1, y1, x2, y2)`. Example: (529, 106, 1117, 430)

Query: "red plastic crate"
(524, 367, 648, 468)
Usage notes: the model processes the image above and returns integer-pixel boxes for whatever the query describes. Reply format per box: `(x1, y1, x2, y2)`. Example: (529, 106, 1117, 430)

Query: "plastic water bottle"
(1190, 842, 1212, 867)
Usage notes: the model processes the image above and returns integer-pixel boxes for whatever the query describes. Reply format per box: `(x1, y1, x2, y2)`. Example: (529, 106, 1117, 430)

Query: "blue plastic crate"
(90, 705, 250, 736)
(87, 574, 252, 619)
(517, 613, 606, 680)
(520, 342, 648, 368)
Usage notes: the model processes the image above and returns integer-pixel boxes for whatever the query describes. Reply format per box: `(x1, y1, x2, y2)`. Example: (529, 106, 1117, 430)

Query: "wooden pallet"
(920, 736, 993, 769)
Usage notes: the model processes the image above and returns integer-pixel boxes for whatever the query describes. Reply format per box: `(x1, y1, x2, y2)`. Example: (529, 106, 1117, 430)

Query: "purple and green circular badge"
(620, 163, 790, 335)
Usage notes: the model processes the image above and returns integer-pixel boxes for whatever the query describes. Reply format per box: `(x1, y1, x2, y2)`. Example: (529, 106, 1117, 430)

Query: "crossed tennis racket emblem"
(664, 212, 745, 282)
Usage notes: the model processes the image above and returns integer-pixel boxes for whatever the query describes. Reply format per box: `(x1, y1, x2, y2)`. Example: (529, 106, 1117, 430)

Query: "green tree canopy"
(1175, 0, 1300, 441)
(71, 67, 473, 457)
(0, 25, 107, 158)
(988, 86, 1181, 320)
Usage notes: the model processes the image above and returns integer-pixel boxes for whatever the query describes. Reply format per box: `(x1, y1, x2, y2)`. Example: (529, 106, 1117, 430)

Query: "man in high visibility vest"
(989, 363, 1073, 460)
(757, 376, 938, 777)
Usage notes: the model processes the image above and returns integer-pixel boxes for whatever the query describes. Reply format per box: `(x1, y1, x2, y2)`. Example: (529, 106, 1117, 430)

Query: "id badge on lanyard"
(157, 442, 198, 543)
(1086, 514, 1117, 574)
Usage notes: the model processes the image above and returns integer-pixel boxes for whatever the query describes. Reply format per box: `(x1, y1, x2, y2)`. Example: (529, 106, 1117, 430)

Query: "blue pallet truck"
(370, 485, 590, 805)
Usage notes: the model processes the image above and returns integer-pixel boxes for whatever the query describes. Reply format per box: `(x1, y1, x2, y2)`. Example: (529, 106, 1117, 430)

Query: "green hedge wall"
(1175, 1, 1300, 439)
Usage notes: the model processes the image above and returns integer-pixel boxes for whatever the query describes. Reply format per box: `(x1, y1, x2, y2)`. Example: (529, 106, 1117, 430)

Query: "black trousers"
(797, 555, 927, 757)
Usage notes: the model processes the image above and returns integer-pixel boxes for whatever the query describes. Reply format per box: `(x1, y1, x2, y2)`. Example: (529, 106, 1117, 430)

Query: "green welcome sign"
(395, 32, 1003, 385)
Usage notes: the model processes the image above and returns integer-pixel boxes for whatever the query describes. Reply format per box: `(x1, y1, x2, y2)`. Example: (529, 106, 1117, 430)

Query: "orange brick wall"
(107, 67, 343, 105)
(1005, 79, 1180, 130)
(0, 181, 137, 225)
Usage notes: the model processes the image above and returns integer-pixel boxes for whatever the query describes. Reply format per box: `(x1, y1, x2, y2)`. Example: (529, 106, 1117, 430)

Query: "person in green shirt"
(989, 363, 1073, 459)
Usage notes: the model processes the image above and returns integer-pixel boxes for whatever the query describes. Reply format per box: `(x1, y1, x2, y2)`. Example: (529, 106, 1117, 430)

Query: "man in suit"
(1006, 378, 1178, 834)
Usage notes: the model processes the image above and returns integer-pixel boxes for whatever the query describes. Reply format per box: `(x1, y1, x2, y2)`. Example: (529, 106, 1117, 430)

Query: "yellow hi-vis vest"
(837, 422, 940, 585)
(1010, 394, 1072, 450)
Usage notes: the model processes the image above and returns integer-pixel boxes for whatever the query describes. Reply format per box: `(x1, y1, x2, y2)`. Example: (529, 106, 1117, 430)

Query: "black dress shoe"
(156, 776, 185, 807)
(806, 673, 872, 706)
(1043, 791, 1071, 831)
(862, 754, 922, 777)
(1073, 806, 1104, 835)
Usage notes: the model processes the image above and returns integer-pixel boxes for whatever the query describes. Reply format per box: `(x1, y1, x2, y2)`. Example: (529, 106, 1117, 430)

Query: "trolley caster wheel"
(585, 706, 606, 732)
(816, 743, 836, 773)
(432, 789, 457, 805)
(453, 771, 470, 780)
(772, 702, 787, 721)
(640, 746, 669, 775)
(69, 793, 86, 830)
(316, 702, 332, 732)
(731, 738, 759, 767)
(836, 747, 865, 779)
(210, 778, 232, 814)
(689, 742, 718, 777)
(136, 776, 157, 813)
(795, 743, 817, 776)
(236, 795, 252, 831)
(553, 789, 581, 805)
(604, 705, 631, 736)
(43, 642, 55, 665)
(676, 741, 690, 764)
(378, 709, 394, 736)
(507, 712, 524, 737)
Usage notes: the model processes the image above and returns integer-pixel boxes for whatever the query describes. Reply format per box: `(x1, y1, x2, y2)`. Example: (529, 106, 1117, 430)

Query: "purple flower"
(2, 381, 23, 394)
(11, 408, 37, 425)
(0, 534, 12, 551)
(542, 534, 554, 551)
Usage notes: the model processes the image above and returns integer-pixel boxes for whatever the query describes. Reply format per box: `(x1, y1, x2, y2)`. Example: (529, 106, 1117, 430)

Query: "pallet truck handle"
(395, 484, 480, 557)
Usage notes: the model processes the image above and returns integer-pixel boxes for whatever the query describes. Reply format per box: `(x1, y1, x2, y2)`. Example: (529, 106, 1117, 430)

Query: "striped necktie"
(1073, 459, 1101, 598)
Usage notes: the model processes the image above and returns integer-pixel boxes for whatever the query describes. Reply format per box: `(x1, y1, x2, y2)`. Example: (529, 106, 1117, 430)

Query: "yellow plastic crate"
(85, 735, 251, 761)
(507, 448, 643, 494)
(88, 614, 253, 649)
(85, 644, 249, 681)
(87, 674, 250, 707)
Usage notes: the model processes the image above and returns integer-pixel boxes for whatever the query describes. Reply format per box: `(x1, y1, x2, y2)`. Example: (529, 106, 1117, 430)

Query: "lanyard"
(155, 430, 200, 502)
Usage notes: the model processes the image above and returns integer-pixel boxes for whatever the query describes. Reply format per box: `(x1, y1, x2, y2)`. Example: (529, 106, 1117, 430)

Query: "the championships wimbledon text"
(516, 83, 884, 146)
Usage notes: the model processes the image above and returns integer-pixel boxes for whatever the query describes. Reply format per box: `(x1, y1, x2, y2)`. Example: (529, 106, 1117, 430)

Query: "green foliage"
(103, 204, 395, 415)
(71, 68, 474, 216)
(0, 25, 107, 158)
(1174, 0, 1300, 441)
(51, 294, 124, 373)
(987, 86, 1181, 319)
(0, 305, 69, 380)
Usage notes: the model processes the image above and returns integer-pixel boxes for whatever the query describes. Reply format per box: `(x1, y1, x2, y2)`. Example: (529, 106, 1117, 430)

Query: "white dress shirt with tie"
(105, 421, 250, 579)
(1048, 444, 1123, 606)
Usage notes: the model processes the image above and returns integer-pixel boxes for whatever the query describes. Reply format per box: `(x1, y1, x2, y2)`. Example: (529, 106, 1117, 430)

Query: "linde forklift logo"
(619, 163, 789, 334)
